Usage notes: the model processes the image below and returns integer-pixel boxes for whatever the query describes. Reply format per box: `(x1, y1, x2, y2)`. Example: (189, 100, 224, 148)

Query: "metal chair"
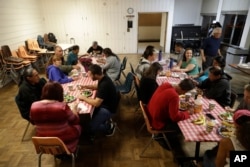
(120, 56, 127, 78)
(139, 101, 175, 157)
(32, 137, 76, 167)
(14, 95, 32, 141)
(230, 90, 238, 108)
(116, 72, 134, 104)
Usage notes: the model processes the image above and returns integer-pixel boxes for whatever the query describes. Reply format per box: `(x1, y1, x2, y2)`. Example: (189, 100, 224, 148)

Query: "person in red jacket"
(148, 78, 195, 130)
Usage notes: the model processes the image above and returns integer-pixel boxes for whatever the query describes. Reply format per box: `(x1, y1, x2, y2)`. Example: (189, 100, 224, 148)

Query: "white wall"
(0, 0, 44, 50)
(173, 0, 203, 25)
(39, 0, 175, 54)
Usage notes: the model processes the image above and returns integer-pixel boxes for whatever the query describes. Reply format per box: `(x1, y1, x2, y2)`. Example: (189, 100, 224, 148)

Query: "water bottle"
(239, 56, 244, 64)
(169, 58, 174, 69)
(158, 50, 162, 61)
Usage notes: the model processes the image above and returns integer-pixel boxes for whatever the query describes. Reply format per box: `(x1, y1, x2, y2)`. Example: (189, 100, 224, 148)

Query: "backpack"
(48, 32, 57, 43)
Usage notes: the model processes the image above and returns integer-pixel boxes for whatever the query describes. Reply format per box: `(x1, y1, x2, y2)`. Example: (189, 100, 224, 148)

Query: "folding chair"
(139, 101, 175, 157)
(116, 72, 134, 104)
(120, 56, 127, 78)
(32, 137, 77, 167)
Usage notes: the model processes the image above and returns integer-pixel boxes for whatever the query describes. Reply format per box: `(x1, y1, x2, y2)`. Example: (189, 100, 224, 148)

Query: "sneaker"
(105, 122, 116, 137)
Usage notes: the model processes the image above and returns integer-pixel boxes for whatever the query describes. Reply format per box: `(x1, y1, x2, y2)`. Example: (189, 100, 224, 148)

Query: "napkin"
(77, 103, 88, 114)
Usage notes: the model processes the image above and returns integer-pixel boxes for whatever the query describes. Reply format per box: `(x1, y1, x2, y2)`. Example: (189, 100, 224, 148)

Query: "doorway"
(137, 13, 168, 53)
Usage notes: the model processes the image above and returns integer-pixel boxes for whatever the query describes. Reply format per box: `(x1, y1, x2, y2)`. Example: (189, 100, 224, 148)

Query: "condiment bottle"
(194, 95, 203, 113)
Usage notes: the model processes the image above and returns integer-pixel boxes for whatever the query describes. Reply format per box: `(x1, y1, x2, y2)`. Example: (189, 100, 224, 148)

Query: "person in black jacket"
(140, 62, 163, 104)
(197, 66, 231, 107)
(15, 68, 47, 121)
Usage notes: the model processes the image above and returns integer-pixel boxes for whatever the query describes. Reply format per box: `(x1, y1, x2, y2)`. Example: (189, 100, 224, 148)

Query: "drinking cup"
(208, 101, 216, 112)
(166, 70, 172, 77)
(82, 72, 87, 77)
(68, 85, 74, 91)
(185, 92, 191, 102)
(206, 121, 215, 133)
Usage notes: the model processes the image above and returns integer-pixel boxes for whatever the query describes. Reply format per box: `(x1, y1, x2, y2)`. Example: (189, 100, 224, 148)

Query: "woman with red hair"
(30, 82, 81, 153)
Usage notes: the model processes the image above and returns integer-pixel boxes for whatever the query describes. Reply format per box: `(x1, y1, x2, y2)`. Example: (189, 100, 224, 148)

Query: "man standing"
(148, 78, 195, 130)
(201, 27, 222, 71)
(15, 68, 47, 121)
(78, 64, 119, 136)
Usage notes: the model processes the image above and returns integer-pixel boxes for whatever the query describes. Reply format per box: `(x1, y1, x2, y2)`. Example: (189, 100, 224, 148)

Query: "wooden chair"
(139, 101, 175, 157)
(32, 137, 76, 167)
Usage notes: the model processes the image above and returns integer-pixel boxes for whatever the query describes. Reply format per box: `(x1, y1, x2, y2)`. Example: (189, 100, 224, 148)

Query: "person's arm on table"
(78, 95, 103, 108)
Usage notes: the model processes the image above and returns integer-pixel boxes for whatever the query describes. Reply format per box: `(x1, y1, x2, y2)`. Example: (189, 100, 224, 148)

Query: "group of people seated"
(15, 41, 122, 158)
(15, 40, 250, 164)
(134, 44, 250, 166)
(45, 41, 121, 84)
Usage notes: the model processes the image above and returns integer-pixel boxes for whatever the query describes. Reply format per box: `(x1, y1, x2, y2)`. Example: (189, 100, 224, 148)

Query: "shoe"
(105, 122, 116, 137)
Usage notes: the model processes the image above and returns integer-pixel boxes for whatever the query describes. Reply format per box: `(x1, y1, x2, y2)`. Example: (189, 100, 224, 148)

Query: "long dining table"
(156, 74, 225, 160)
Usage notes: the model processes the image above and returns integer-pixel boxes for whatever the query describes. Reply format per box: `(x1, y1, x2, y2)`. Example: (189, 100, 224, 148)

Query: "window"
(222, 14, 246, 46)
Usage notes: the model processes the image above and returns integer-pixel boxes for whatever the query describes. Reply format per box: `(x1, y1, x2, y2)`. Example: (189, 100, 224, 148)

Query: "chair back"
(32, 137, 71, 155)
(37, 35, 46, 48)
(1, 45, 12, 58)
(230, 90, 238, 108)
(121, 57, 127, 71)
(132, 74, 141, 101)
(114, 64, 122, 82)
(139, 101, 154, 134)
(123, 72, 134, 93)
(130, 62, 135, 74)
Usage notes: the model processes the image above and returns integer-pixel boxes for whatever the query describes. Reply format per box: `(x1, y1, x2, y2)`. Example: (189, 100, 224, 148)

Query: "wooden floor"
(0, 53, 248, 167)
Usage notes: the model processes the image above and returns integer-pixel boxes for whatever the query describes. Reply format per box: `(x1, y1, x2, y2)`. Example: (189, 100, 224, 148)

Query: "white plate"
(237, 64, 250, 69)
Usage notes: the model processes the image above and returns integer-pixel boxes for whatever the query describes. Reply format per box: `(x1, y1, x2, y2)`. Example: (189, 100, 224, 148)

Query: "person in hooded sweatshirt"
(197, 66, 231, 107)
(135, 45, 157, 79)
(47, 55, 78, 84)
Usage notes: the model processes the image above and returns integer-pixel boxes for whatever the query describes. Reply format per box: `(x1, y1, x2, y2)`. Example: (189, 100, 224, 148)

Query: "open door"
(137, 13, 167, 53)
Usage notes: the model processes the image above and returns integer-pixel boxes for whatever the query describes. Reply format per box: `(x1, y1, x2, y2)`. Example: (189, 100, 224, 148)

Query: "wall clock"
(127, 7, 134, 14)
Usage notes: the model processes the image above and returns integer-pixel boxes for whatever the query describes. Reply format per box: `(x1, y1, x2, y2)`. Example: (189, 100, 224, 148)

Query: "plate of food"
(81, 89, 93, 97)
(217, 126, 235, 138)
(218, 112, 233, 123)
(171, 73, 179, 78)
(237, 63, 250, 70)
(64, 94, 76, 103)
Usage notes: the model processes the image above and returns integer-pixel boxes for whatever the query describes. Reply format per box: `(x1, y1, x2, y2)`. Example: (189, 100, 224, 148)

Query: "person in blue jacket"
(47, 55, 78, 84)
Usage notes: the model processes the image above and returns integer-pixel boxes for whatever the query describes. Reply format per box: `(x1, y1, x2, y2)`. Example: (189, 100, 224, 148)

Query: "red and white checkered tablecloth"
(156, 72, 181, 85)
(178, 98, 225, 142)
(61, 74, 97, 116)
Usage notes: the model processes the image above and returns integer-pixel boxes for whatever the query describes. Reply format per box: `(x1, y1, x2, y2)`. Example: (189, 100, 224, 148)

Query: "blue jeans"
(89, 107, 111, 134)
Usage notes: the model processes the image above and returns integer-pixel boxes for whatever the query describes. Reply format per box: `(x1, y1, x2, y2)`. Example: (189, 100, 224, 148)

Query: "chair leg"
(38, 153, 43, 167)
(71, 153, 75, 167)
(162, 133, 172, 151)
(22, 122, 30, 141)
(140, 135, 154, 157)
(136, 123, 145, 138)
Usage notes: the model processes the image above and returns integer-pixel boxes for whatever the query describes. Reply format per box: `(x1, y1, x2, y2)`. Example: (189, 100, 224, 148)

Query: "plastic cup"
(208, 101, 216, 112)
(68, 85, 74, 91)
(206, 121, 215, 133)
(185, 92, 191, 102)
(82, 72, 87, 77)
